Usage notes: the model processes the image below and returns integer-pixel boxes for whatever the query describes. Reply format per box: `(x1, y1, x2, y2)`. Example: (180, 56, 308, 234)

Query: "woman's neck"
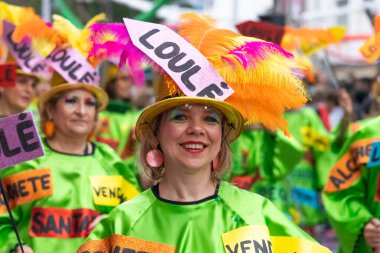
(158, 167, 217, 202)
(47, 133, 89, 155)
(0, 99, 22, 116)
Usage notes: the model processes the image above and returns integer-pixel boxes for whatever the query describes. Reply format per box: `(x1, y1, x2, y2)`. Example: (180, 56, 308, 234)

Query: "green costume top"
(322, 115, 380, 253)
(96, 99, 141, 160)
(79, 181, 331, 253)
(0, 140, 141, 253)
(284, 107, 333, 225)
(230, 128, 304, 221)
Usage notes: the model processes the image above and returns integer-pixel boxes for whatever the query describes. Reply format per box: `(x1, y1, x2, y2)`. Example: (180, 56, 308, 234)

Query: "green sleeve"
(271, 131, 305, 179)
(322, 132, 374, 253)
(263, 198, 314, 241)
(0, 204, 24, 252)
(322, 179, 372, 253)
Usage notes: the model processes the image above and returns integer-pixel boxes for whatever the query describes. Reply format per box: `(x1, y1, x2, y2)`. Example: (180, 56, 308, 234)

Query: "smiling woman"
(0, 70, 39, 118)
(78, 13, 331, 253)
(0, 13, 142, 253)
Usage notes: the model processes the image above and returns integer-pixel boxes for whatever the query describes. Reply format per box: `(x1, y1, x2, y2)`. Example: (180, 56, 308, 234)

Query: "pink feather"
(227, 41, 294, 68)
(89, 23, 150, 86)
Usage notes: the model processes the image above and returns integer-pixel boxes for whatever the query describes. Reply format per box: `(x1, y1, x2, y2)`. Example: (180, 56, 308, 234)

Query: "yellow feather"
(53, 13, 105, 57)
(165, 13, 308, 135)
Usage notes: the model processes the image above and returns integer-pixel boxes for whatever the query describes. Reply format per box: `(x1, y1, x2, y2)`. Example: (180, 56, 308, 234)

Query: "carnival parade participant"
(96, 64, 141, 160)
(78, 13, 331, 252)
(0, 68, 39, 118)
(0, 13, 141, 253)
(323, 115, 380, 253)
(230, 126, 305, 222)
(96, 64, 146, 188)
(0, 1, 60, 121)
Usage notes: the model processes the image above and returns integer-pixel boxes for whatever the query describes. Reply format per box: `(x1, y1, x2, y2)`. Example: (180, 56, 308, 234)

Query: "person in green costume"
(96, 64, 150, 190)
(78, 13, 331, 253)
(0, 69, 39, 118)
(0, 70, 142, 253)
(230, 126, 305, 223)
(0, 51, 41, 118)
(323, 115, 380, 253)
(96, 64, 141, 160)
(0, 13, 142, 252)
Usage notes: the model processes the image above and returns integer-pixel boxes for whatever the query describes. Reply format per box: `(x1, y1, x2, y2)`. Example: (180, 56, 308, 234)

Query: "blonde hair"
(137, 112, 233, 182)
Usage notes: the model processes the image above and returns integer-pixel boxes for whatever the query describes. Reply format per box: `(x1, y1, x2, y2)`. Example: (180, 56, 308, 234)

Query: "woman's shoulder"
(219, 181, 267, 202)
(93, 141, 123, 163)
(218, 181, 271, 216)
(107, 188, 157, 223)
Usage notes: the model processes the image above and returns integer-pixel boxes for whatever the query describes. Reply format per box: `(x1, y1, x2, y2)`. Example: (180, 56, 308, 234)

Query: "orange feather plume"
(163, 13, 308, 136)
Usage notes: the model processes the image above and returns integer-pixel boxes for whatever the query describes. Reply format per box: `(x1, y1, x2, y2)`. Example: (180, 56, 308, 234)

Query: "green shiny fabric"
(284, 107, 332, 225)
(82, 181, 320, 252)
(96, 99, 141, 160)
(0, 140, 141, 253)
(230, 128, 304, 220)
(322, 116, 380, 253)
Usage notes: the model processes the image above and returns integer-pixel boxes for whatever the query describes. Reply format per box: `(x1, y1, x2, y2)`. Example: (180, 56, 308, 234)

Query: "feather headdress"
(0, 2, 67, 57)
(90, 13, 308, 135)
(88, 23, 150, 85)
(52, 13, 105, 62)
(0, 2, 33, 34)
(172, 13, 307, 135)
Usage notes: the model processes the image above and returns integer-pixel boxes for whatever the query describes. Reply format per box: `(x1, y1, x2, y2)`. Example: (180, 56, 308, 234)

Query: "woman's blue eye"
(172, 114, 188, 121)
(205, 116, 220, 123)
(204, 112, 221, 124)
(168, 108, 188, 121)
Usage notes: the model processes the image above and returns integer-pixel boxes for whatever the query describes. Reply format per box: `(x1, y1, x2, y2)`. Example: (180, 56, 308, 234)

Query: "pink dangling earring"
(146, 148, 164, 168)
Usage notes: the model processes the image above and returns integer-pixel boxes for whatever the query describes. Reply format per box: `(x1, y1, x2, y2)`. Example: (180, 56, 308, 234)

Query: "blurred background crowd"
(1, 1, 380, 252)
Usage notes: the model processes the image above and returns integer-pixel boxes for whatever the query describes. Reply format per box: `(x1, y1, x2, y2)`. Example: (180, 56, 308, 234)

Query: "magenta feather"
(89, 23, 150, 86)
(226, 41, 294, 69)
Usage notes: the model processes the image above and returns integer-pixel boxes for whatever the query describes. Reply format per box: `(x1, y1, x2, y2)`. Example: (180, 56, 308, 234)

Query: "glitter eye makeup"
(84, 98, 98, 107)
(62, 95, 98, 109)
(167, 107, 188, 121)
(64, 96, 79, 106)
(205, 111, 221, 124)
(166, 104, 222, 124)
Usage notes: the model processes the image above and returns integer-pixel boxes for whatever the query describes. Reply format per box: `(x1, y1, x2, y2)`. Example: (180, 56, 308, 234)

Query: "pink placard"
(46, 47, 100, 84)
(0, 111, 44, 170)
(123, 18, 234, 101)
(2, 20, 53, 81)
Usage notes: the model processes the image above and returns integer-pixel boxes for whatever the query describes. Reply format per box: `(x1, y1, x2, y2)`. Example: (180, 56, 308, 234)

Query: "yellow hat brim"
(39, 83, 109, 113)
(135, 96, 244, 143)
(16, 69, 41, 82)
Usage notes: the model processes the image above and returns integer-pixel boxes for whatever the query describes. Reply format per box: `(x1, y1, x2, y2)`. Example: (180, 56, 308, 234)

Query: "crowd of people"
(0, 2, 380, 253)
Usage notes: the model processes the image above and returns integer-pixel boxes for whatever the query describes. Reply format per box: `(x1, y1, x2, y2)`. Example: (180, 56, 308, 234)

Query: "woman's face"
(157, 104, 223, 172)
(1, 74, 38, 112)
(49, 89, 97, 138)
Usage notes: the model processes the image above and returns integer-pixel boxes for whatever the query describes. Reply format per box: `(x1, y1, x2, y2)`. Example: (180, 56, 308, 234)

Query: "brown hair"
(137, 111, 233, 182)
(39, 93, 64, 134)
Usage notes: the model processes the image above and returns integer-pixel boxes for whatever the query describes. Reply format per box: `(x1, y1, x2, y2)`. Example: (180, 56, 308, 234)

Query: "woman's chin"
(61, 129, 91, 139)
